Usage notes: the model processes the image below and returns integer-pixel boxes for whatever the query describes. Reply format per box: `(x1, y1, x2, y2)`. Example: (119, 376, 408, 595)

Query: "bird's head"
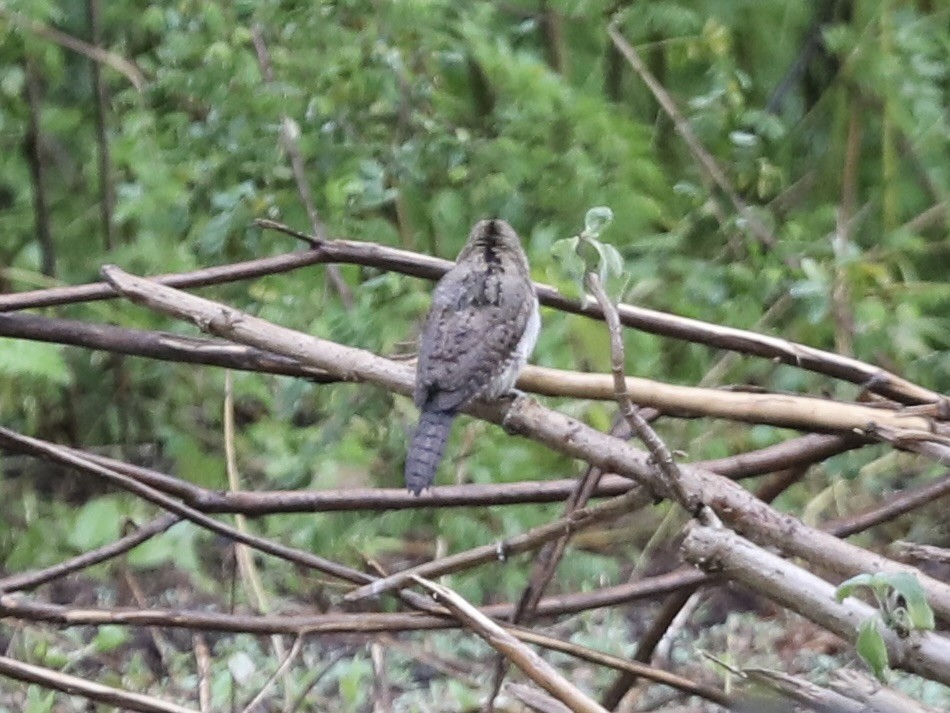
(457, 219, 526, 266)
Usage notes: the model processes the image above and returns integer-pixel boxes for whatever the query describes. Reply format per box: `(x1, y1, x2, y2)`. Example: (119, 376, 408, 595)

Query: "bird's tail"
(405, 409, 456, 495)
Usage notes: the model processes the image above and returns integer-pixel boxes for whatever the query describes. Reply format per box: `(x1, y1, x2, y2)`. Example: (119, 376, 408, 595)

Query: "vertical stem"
(87, 0, 116, 250)
(23, 59, 56, 278)
(880, 0, 897, 232)
(538, 1, 566, 75)
(250, 24, 354, 310)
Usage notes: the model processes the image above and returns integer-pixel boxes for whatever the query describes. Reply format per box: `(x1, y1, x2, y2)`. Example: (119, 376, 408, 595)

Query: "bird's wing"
(414, 266, 534, 412)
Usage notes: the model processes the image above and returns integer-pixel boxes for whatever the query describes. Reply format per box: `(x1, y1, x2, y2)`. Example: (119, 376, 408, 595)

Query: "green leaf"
(339, 654, 370, 709)
(575, 236, 603, 274)
(878, 572, 936, 631)
(93, 625, 129, 653)
(69, 497, 123, 552)
(0, 340, 72, 386)
(601, 242, 625, 279)
(856, 618, 890, 682)
(834, 573, 875, 602)
(583, 206, 614, 238)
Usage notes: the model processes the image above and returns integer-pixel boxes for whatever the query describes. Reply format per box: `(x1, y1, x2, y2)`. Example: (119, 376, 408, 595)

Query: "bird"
(404, 218, 540, 494)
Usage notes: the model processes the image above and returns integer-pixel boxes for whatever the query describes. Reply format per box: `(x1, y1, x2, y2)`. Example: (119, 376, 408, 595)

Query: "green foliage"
(856, 617, 890, 682)
(0, 0, 947, 706)
(836, 571, 936, 634)
(836, 570, 936, 681)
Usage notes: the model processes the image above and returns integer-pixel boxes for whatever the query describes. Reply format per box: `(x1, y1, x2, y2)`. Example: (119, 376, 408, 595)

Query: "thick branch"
(98, 266, 950, 621)
(682, 523, 950, 686)
(2, 230, 939, 407)
(2, 312, 930, 437)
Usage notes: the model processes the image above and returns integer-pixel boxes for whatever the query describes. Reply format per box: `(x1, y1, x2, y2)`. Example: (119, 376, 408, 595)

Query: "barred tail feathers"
(405, 409, 456, 494)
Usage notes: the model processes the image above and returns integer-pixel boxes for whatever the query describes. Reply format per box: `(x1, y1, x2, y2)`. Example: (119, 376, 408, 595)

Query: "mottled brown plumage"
(405, 219, 540, 494)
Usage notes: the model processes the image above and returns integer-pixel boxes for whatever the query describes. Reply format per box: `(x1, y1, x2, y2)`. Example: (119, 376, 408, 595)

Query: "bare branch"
(682, 522, 950, 686)
(0, 513, 180, 593)
(0, 654, 197, 713)
(0, 7, 145, 90)
(585, 269, 695, 513)
(415, 576, 610, 713)
(250, 24, 353, 308)
(2, 227, 940, 406)
(607, 23, 778, 249)
(96, 266, 950, 621)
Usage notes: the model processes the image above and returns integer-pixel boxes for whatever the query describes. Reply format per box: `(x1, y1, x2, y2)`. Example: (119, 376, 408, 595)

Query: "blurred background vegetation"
(0, 0, 947, 709)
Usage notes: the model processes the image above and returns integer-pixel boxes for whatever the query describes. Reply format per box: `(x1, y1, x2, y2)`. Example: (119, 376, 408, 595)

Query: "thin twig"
(192, 633, 212, 713)
(250, 24, 353, 308)
(0, 513, 180, 593)
(512, 626, 731, 706)
(224, 371, 291, 701)
(0, 654, 197, 713)
(607, 23, 778, 249)
(23, 59, 55, 277)
(239, 635, 304, 713)
(0, 7, 145, 90)
(96, 266, 950, 621)
(2, 225, 940, 407)
(585, 270, 697, 514)
(86, 0, 116, 250)
(415, 576, 610, 713)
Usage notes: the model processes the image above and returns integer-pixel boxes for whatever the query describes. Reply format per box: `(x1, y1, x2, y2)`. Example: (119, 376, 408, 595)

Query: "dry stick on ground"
(0, 513, 180, 592)
(506, 684, 574, 713)
(0, 569, 705, 634)
(830, 669, 944, 713)
(0, 654, 198, 713)
(737, 668, 866, 713)
(681, 522, 950, 686)
(98, 266, 950, 623)
(510, 626, 732, 707)
(0, 589, 740, 706)
(601, 587, 699, 710)
(414, 576, 610, 713)
(744, 666, 943, 713)
(250, 24, 353, 309)
(86, 0, 116, 251)
(369, 641, 395, 713)
(3, 228, 940, 409)
(239, 635, 304, 713)
(192, 633, 212, 713)
(892, 541, 950, 566)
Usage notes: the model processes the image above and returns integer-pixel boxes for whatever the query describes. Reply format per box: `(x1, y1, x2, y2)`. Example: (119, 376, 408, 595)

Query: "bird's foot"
(500, 390, 531, 435)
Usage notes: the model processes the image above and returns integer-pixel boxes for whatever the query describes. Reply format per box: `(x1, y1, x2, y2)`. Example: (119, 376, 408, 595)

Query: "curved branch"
(98, 266, 950, 622)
